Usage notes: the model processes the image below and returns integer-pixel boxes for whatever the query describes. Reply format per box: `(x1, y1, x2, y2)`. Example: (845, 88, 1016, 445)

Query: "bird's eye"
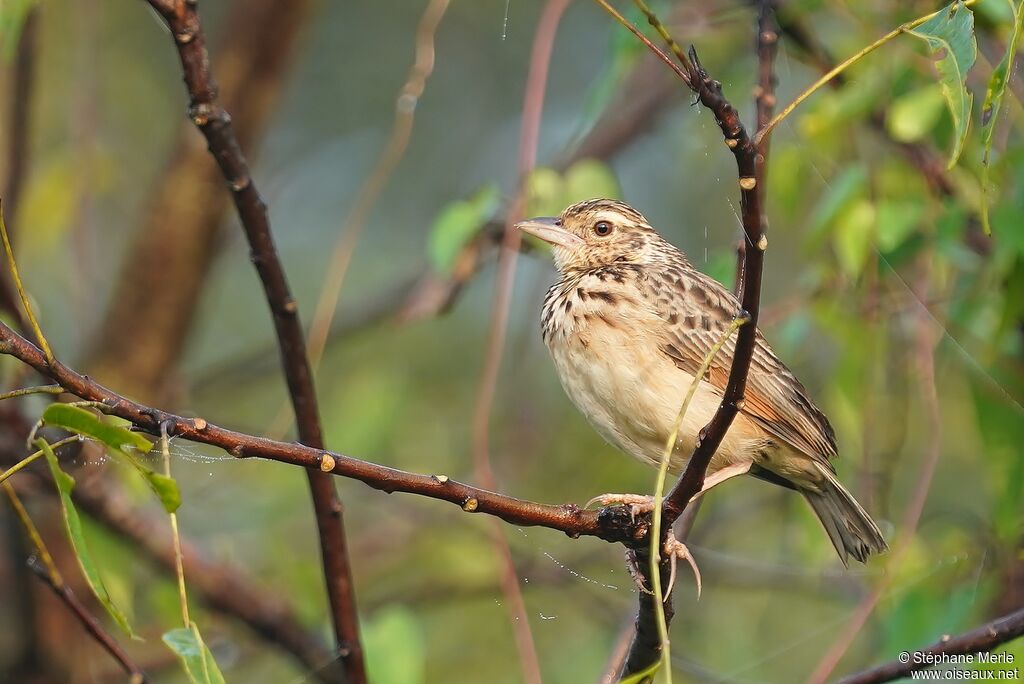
(594, 221, 613, 236)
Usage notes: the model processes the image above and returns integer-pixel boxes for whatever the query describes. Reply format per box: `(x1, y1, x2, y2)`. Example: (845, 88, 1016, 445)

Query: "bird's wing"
(649, 268, 838, 463)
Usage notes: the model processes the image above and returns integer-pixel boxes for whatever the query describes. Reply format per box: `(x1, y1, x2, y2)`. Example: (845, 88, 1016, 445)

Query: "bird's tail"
(802, 464, 888, 566)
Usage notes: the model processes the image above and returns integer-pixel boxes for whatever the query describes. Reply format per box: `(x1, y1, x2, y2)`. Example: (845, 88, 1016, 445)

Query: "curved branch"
(834, 607, 1024, 684)
(140, 1, 364, 679)
(0, 321, 643, 544)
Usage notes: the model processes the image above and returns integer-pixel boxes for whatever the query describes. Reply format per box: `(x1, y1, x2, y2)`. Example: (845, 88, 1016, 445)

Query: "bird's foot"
(584, 493, 656, 521)
(624, 536, 702, 600)
(664, 535, 702, 599)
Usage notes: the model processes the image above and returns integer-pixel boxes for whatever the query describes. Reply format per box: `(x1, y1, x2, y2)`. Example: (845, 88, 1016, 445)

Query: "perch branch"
(593, 2, 777, 677)
(834, 606, 1024, 684)
(0, 321, 645, 544)
(140, 1, 363, 679)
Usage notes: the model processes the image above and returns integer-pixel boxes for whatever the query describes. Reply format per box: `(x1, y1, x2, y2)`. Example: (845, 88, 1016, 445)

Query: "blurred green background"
(0, 0, 1022, 682)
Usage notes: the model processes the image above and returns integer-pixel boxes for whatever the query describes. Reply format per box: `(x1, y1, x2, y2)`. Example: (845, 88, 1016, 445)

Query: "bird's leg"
(687, 461, 753, 504)
(584, 461, 754, 517)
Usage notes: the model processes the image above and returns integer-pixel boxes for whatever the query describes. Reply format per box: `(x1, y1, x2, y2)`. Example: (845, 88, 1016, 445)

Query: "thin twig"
(833, 606, 1024, 684)
(591, 1, 778, 677)
(755, 0, 979, 144)
(0, 202, 53, 363)
(27, 559, 148, 684)
(140, 2, 364, 679)
(86, 0, 314, 400)
(3, 484, 147, 683)
(0, 320, 646, 543)
(0, 436, 82, 487)
(303, 0, 451, 382)
(470, 2, 570, 680)
(0, 385, 64, 401)
(807, 259, 944, 684)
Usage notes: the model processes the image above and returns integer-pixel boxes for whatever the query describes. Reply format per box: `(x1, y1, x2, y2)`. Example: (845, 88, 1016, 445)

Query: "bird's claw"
(624, 536, 702, 601)
(584, 493, 656, 522)
(663, 535, 702, 600)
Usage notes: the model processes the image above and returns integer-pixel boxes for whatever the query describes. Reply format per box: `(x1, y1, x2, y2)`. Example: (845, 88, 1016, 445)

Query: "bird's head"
(516, 198, 680, 273)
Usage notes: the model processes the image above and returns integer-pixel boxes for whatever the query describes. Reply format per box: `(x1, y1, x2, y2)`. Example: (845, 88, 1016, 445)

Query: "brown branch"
(139, 1, 363, 679)
(599, 2, 777, 677)
(833, 607, 1024, 684)
(26, 559, 147, 684)
(85, 0, 315, 401)
(0, 321, 645, 543)
(0, 413, 336, 680)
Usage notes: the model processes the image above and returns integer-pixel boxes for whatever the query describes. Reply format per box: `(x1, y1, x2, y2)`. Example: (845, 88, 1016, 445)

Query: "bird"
(516, 198, 888, 571)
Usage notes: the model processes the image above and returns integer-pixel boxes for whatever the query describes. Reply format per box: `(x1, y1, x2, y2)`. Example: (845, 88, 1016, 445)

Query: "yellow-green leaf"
(979, 0, 1024, 234)
(43, 404, 152, 454)
(163, 625, 226, 684)
(40, 439, 137, 638)
(563, 159, 621, 204)
(885, 84, 946, 143)
(907, 1, 978, 168)
(427, 184, 500, 274)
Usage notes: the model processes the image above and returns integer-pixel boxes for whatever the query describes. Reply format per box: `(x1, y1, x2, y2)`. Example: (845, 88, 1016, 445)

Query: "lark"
(517, 199, 887, 572)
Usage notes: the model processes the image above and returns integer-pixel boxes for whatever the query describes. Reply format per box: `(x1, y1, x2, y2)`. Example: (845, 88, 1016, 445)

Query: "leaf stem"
(648, 314, 748, 682)
(755, 0, 977, 144)
(0, 201, 53, 363)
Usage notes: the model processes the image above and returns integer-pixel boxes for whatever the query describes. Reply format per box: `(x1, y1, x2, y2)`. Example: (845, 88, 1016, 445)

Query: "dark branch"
(0, 321, 646, 545)
(834, 607, 1024, 684)
(140, 1, 363, 679)
(616, 2, 778, 677)
(27, 558, 147, 684)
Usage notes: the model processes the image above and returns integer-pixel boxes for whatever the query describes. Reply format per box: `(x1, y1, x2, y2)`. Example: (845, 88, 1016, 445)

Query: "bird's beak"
(515, 217, 584, 249)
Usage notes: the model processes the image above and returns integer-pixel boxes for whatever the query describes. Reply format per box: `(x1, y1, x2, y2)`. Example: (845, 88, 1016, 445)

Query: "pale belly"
(547, 324, 770, 475)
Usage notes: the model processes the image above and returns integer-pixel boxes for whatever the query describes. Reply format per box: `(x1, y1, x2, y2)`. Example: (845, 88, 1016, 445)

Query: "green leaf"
(907, 1, 978, 168)
(364, 606, 426, 684)
(43, 404, 152, 454)
(163, 625, 226, 684)
(143, 470, 182, 513)
(807, 164, 868, 243)
(876, 200, 925, 252)
(42, 405, 180, 511)
(427, 184, 499, 274)
(562, 159, 621, 204)
(885, 84, 946, 143)
(40, 439, 137, 638)
(524, 167, 566, 219)
(979, 0, 1024, 234)
(834, 199, 876, 277)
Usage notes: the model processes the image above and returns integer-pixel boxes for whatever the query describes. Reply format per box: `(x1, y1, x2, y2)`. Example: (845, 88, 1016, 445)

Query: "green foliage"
(43, 404, 180, 511)
(43, 404, 152, 454)
(979, 0, 1024, 234)
(40, 439, 137, 638)
(364, 606, 426, 684)
(907, 1, 978, 167)
(525, 160, 621, 220)
(886, 84, 947, 143)
(163, 626, 227, 684)
(427, 184, 500, 274)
